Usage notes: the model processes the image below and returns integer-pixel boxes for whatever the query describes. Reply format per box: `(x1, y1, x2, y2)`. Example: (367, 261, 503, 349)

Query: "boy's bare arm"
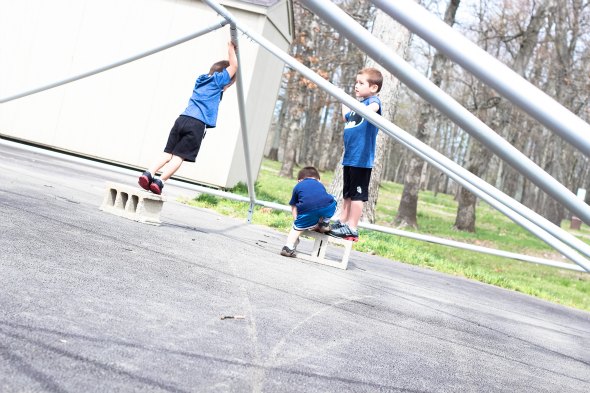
(367, 102, 380, 112)
(342, 100, 379, 121)
(341, 103, 350, 121)
(226, 41, 238, 78)
(291, 205, 298, 220)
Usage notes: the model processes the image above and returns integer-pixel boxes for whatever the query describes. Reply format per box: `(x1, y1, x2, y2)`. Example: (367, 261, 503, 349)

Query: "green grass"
(186, 159, 590, 312)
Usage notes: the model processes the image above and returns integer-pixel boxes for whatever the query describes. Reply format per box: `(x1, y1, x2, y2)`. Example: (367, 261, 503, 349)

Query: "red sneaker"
(138, 171, 152, 191)
(150, 178, 164, 195)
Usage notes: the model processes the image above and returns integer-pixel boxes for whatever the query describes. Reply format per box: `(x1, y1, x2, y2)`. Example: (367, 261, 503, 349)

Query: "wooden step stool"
(100, 181, 166, 225)
(296, 230, 354, 270)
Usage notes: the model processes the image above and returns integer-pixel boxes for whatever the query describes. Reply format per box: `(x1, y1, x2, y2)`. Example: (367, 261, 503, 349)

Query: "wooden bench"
(100, 181, 166, 225)
(296, 230, 354, 270)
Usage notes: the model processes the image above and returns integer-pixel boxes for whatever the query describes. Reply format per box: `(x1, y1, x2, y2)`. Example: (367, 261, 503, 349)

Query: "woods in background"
(263, 0, 590, 231)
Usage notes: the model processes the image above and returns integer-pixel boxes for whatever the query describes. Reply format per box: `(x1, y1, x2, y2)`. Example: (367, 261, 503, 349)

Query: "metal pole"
(199, 0, 590, 271)
(0, 19, 228, 103)
(298, 0, 590, 226)
(373, 0, 590, 158)
(230, 23, 257, 223)
(360, 222, 585, 273)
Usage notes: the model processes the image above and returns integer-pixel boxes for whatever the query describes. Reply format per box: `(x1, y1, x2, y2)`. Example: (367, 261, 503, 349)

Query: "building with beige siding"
(0, 0, 293, 188)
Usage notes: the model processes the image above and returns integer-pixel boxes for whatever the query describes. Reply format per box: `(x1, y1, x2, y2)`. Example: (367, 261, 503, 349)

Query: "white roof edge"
(218, 0, 270, 15)
(216, 0, 293, 42)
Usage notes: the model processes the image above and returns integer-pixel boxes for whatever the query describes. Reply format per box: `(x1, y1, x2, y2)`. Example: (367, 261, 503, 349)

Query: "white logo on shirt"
(345, 112, 364, 129)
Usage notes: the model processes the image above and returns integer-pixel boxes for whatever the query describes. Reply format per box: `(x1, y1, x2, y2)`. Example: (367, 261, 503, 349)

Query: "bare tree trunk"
(266, 99, 287, 161)
(329, 156, 344, 203)
(279, 101, 304, 178)
(394, 107, 428, 228)
(395, 0, 461, 228)
(454, 183, 477, 232)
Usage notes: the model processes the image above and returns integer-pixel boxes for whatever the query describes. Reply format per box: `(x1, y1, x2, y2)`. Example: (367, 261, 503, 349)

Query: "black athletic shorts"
(343, 166, 372, 202)
(164, 115, 206, 162)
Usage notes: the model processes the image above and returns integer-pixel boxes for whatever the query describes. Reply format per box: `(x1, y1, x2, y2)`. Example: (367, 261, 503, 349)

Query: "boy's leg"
(347, 200, 364, 230)
(334, 166, 352, 225)
(159, 155, 184, 181)
(149, 155, 183, 195)
(330, 167, 370, 240)
(316, 200, 337, 233)
(286, 227, 302, 248)
(148, 153, 173, 176)
(339, 198, 352, 224)
(281, 227, 302, 257)
(139, 152, 173, 190)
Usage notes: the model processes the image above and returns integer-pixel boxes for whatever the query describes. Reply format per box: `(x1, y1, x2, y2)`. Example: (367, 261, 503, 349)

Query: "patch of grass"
(195, 193, 219, 206)
(187, 159, 590, 311)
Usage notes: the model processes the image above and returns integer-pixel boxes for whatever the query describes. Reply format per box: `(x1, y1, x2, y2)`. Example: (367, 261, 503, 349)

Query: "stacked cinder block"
(296, 231, 353, 270)
(100, 182, 166, 225)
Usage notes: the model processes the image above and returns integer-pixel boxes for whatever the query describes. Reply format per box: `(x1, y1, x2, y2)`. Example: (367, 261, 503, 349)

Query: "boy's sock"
(285, 238, 300, 250)
(316, 220, 332, 233)
(286, 238, 300, 250)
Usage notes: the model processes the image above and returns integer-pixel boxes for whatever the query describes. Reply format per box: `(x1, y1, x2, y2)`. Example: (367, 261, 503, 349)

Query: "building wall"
(0, 0, 291, 188)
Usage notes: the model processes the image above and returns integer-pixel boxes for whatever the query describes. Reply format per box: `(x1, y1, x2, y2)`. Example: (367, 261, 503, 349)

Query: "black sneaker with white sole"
(280, 246, 296, 257)
(331, 220, 344, 230)
(329, 224, 359, 242)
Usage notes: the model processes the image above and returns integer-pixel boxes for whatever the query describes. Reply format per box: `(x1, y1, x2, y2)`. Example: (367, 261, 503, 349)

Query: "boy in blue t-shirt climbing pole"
(138, 41, 238, 195)
(329, 67, 383, 241)
(281, 166, 337, 257)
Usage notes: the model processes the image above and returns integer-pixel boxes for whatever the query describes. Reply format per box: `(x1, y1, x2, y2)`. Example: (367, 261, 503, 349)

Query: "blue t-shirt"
(289, 178, 336, 214)
(342, 96, 382, 168)
(181, 69, 231, 128)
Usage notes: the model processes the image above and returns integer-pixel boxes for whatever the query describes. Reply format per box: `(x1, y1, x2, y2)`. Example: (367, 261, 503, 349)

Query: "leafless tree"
(395, 0, 461, 229)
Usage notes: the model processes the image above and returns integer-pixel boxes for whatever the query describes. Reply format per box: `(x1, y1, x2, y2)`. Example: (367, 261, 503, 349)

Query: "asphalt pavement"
(1, 139, 589, 393)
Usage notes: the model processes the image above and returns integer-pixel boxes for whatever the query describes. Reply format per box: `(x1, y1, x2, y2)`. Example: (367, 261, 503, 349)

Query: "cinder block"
(296, 231, 353, 270)
(100, 182, 166, 225)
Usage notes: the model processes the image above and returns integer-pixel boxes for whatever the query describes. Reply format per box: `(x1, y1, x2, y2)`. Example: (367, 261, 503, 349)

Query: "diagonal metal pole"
(0, 19, 228, 103)
(230, 23, 257, 223)
(298, 0, 590, 226)
(373, 0, 590, 158)
(199, 0, 590, 271)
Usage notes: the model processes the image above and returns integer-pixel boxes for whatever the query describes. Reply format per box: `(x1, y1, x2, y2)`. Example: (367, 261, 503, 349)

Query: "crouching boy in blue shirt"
(281, 166, 337, 257)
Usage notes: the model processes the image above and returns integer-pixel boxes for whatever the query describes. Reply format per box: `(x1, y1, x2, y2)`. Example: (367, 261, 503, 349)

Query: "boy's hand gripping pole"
(230, 24, 238, 47)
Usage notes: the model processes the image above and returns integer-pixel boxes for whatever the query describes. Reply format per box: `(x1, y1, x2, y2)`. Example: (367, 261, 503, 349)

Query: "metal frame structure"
(0, 19, 229, 104)
(230, 24, 257, 222)
(202, 0, 590, 272)
(2, 0, 589, 273)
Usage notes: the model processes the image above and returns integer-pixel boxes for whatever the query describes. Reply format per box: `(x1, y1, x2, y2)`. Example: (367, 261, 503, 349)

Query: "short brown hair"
(297, 166, 320, 180)
(210, 60, 236, 83)
(358, 67, 383, 93)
